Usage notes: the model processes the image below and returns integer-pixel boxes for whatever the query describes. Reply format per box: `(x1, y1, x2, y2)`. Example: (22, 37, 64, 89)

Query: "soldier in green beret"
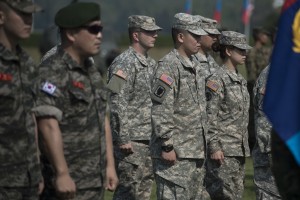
(0, 0, 43, 199)
(33, 2, 118, 200)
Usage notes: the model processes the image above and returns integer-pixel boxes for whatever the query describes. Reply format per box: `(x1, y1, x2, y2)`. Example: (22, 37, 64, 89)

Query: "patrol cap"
(128, 15, 162, 31)
(195, 15, 220, 35)
(0, 0, 42, 14)
(55, 2, 100, 28)
(219, 31, 252, 50)
(172, 13, 207, 36)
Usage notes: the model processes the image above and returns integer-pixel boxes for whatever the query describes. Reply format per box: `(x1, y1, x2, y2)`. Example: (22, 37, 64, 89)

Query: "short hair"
(171, 28, 186, 45)
(128, 27, 140, 44)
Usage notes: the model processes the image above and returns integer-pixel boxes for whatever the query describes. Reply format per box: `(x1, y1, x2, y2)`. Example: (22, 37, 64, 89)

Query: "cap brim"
(16, 4, 43, 14)
(141, 25, 162, 31)
(188, 28, 208, 36)
(205, 29, 220, 35)
(234, 44, 252, 50)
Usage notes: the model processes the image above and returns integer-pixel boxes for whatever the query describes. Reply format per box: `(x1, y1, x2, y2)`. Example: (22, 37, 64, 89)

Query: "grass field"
(25, 46, 254, 200)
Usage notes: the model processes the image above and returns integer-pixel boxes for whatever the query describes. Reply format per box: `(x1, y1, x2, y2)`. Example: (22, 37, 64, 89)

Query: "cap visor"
(188, 28, 208, 36)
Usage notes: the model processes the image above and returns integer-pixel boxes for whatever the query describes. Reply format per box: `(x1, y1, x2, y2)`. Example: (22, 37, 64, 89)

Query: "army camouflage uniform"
(0, 43, 41, 200)
(151, 47, 209, 200)
(253, 66, 281, 200)
(205, 31, 251, 200)
(107, 15, 161, 200)
(33, 46, 108, 200)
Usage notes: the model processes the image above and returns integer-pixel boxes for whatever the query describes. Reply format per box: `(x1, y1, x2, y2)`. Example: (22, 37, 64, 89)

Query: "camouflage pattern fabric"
(205, 65, 250, 200)
(0, 44, 41, 191)
(153, 159, 210, 200)
(33, 46, 108, 195)
(206, 157, 245, 200)
(205, 65, 250, 156)
(107, 46, 156, 199)
(253, 66, 281, 199)
(1, 0, 42, 13)
(194, 52, 219, 79)
(40, 188, 104, 200)
(128, 15, 162, 31)
(0, 186, 39, 200)
(151, 49, 207, 199)
(219, 31, 252, 50)
(246, 46, 272, 83)
(113, 142, 153, 200)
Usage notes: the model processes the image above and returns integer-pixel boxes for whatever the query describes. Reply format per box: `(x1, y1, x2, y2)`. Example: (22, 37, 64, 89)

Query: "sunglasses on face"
(81, 25, 103, 34)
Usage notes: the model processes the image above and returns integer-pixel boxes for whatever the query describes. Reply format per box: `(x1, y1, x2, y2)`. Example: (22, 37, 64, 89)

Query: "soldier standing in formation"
(107, 15, 161, 200)
(194, 15, 220, 78)
(0, 0, 43, 199)
(252, 65, 281, 200)
(205, 31, 251, 200)
(33, 2, 118, 200)
(150, 13, 209, 200)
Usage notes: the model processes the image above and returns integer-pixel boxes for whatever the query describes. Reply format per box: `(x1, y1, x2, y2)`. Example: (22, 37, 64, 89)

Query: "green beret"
(55, 2, 101, 28)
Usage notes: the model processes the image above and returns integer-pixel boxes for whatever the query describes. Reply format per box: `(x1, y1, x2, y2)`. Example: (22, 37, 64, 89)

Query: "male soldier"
(150, 13, 209, 200)
(33, 2, 118, 200)
(107, 15, 161, 200)
(194, 15, 220, 78)
(253, 66, 281, 199)
(0, 0, 42, 199)
(246, 27, 272, 152)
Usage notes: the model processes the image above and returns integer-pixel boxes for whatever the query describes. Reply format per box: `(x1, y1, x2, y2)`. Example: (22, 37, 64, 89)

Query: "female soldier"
(205, 31, 251, 200)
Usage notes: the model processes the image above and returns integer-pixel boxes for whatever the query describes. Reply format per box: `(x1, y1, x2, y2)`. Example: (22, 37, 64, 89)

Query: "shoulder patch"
(114, 69, 127, 80)
(159, 74, 173, 86)
(206, 80, 219, 92)
(42, 81, 57, 95)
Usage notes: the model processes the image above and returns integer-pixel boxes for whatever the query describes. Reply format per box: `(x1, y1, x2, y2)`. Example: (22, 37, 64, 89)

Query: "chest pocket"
(225, 82, 244, 112)
(0, 81, 17, 116)
(64, 88, 90, 120)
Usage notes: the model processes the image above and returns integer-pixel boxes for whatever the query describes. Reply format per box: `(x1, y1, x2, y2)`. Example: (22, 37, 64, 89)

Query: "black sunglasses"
(81, 25, 103, 34)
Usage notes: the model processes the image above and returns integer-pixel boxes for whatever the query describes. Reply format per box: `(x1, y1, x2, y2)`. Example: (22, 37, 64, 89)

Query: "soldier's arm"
(107, 64, 133, 146)
(206, 78, 223, 155)
(151, 62, 177, 162)
(38, 117, 76, 199)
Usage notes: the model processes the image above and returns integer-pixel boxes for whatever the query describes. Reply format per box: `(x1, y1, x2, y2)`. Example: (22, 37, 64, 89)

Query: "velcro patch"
(0, 73, 12, 81)
(72, 81, 84, 89)
(206, 80, 219, 92)
(159, 74, 173, 86)
(42, 81, 56, 95)
(114, 69, 127, 80)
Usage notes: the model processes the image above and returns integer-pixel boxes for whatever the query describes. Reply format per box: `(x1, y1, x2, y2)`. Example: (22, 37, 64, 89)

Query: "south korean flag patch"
(42, 81, 57, 95)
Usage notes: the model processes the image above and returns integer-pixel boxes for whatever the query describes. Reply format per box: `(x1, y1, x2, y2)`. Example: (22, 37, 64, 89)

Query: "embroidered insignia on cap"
(206, 80, 219, 92)
(159, 74, 173, 86)
(114, 70, 127, 80)
(42, 81, 57, 95)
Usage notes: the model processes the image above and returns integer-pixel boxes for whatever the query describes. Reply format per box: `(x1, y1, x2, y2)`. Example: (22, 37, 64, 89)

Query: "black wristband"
(161, 144, 174, 152)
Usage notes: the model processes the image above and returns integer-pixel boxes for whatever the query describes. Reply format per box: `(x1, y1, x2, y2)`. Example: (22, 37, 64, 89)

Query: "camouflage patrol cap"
(195, 15, 220, 35)
(55, 2, 100, 28)
(219, 31, 252, 50)
(172, 13, 207, 36)
(1, 0, 42, 13)
(128, 15, 162, 31)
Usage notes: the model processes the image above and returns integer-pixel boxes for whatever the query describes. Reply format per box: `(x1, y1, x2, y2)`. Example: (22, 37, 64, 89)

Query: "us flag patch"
(206, 80, 219, 92)
(159, 74, 173, 86)
(115, 70, 127, 80)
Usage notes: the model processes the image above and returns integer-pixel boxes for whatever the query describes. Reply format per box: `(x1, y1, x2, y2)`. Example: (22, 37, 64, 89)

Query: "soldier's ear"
(177, 32, 184, 44)
(0, 11, 5, 25)
(65, 29, 77, 43)
(132, 32, 139, 42)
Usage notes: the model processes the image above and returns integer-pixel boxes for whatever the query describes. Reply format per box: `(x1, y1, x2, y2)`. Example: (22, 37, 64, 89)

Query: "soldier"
(194, 15, 220, 78)
(246, 27, 272, 152)
(205, 31, 251, 200)
(252, 65, 281, 200)
(32, 2, 118, 200)
(107, 15, 161, 200)
(0, 0, 43, 199)
(150, 13, 209, 200)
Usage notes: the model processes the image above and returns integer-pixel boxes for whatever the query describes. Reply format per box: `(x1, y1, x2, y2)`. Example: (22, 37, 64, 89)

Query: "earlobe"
(0, 11, 5, 25)
(225, 48, 232, 57)
(66, 30, 76, 42)
(132, 32, 139, 42)
(178, 33, 184, 43)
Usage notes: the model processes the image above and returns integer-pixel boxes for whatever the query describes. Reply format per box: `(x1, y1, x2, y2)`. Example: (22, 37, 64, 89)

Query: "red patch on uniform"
(0, 73, 12, 81)
(72, 81, 84, 89)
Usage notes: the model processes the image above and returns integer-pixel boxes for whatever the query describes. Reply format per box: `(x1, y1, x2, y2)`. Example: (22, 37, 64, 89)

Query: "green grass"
(104, 158, 255, 200)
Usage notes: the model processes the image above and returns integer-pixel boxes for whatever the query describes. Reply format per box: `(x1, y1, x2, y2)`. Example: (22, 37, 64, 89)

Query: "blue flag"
(184, 0, 192, 14)
(263, 0, 300, 166)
